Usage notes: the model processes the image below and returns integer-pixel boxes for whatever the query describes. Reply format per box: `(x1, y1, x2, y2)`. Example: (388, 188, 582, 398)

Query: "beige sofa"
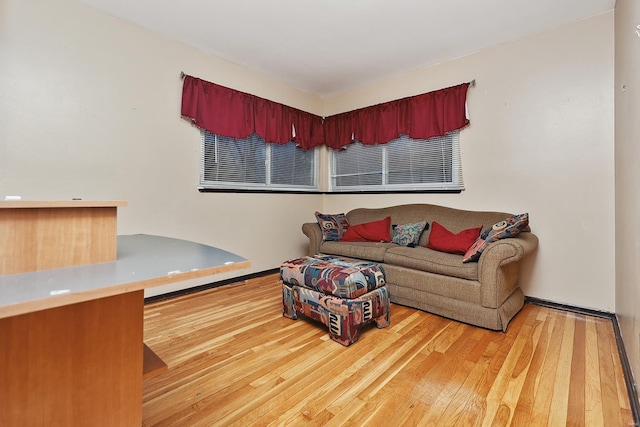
(302, 204, 538, 331)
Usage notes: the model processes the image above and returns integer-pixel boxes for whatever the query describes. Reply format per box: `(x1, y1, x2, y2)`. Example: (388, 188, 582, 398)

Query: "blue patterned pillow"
(392, 221, 428, 247)
(463, 213, 529, 263)
(315, 212, 349, 241)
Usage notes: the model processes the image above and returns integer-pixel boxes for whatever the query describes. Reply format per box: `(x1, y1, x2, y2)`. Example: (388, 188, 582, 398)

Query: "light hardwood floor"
(142, 274, 634, 426)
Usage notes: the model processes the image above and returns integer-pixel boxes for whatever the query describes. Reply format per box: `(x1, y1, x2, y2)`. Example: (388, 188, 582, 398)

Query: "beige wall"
(1, 0, 617, 312)
(324, 13, 616, 311)
(615, 0, 640, 398)
(1, 0, 325, 296)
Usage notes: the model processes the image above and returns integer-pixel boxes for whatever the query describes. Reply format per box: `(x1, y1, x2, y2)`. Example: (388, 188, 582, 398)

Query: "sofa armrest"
(477, 232, 539, 308)
(302, 222, 323, 256)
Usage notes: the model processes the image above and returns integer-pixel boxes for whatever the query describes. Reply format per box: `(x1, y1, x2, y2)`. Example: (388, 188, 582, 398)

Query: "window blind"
(200, 131, 318, 191)
(330, 132, 463, 192)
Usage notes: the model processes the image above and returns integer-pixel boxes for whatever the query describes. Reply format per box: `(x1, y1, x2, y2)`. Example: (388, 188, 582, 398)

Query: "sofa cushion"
(315, 212, 349, 242)
(425, 221, 482, 254)
(341, 217, 391, 242)
(463, 213, 529, 263)
(384, 246, 479, 281)
(320, 241, 397, 262)
(391, 221, 428, 247)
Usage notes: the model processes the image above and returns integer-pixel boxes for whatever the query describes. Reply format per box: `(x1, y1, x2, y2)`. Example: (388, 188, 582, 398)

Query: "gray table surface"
(0, 234, 248, 317)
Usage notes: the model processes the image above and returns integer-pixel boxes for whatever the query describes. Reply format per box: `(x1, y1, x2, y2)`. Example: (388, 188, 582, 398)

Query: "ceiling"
(78, 0, 615, 97)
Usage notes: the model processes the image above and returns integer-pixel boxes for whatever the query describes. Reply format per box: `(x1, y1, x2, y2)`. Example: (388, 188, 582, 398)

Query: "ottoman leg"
(327, 312, 361, 346)
(375, 310, 390, 328)
(282, 282, 298, 320)
(375, 291, 391, 328)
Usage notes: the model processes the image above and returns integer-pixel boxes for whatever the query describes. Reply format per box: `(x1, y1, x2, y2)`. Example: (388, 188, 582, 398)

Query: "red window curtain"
(291, 109, 325, 149)
(324, 82, 470, 148)
(323, 111, 355, 150)
(181, 75, 324, 149)
(181, 76, 255, 139)
(181, 75, 469, 150)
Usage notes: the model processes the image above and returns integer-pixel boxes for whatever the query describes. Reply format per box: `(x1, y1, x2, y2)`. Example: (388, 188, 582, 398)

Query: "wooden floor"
(142, 274, 634, 426)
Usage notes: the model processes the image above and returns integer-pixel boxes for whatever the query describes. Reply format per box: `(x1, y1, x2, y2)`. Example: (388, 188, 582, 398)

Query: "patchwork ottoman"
(280, 255, 390, 346)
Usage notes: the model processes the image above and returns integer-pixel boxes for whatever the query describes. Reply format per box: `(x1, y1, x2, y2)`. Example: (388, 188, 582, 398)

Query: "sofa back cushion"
(346, 204, 527, 247)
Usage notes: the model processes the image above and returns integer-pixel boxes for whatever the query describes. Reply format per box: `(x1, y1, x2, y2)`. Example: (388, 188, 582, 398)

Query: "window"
(200, 131, 319, 191)
(329, 132, 463, 192)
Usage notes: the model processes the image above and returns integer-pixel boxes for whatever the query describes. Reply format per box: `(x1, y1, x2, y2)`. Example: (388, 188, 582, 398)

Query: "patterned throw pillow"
(462, 213, 529, 263)
(315, 212, 349, 241)
(392, 221, 428, 247)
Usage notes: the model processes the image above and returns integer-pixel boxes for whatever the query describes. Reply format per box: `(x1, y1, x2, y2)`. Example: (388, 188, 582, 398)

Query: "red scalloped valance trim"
(181, 76, 469, 150)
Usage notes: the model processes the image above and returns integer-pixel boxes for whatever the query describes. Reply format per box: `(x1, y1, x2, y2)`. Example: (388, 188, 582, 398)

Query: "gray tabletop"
(0, 234, 249, 318)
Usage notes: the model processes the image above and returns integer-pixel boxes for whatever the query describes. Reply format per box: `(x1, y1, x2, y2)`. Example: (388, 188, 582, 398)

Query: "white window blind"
(330, 132, 463, 192)
(200, 131, 318, 191)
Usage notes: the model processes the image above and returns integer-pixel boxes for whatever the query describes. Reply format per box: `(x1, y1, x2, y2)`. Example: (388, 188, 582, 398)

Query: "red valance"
(323, 83, 470, 149)
(181, 76, 324, 149)
(181, 76, 469, 150)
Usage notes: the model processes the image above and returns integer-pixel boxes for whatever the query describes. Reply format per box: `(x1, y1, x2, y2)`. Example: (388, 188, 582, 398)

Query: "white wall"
(615, 0, 640, 396)
(1, 0, 616, 311)
(323, 13, 616, 311)
(0, 0, 325, 296)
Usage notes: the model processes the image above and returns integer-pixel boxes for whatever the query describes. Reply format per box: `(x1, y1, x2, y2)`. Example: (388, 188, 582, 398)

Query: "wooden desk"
(0, 201, 250, 426)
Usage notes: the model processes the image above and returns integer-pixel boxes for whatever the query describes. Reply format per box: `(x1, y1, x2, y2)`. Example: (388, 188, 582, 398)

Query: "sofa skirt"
(386, 281, 524, 332)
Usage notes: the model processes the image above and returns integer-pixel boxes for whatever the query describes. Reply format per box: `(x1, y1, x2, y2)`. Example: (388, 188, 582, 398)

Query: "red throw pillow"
(425, 221, 483, 254)
(340, 217, 392, 242)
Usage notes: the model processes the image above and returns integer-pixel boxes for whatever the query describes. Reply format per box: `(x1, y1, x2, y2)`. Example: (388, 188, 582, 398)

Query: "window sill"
(198, 188, 462, 195)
